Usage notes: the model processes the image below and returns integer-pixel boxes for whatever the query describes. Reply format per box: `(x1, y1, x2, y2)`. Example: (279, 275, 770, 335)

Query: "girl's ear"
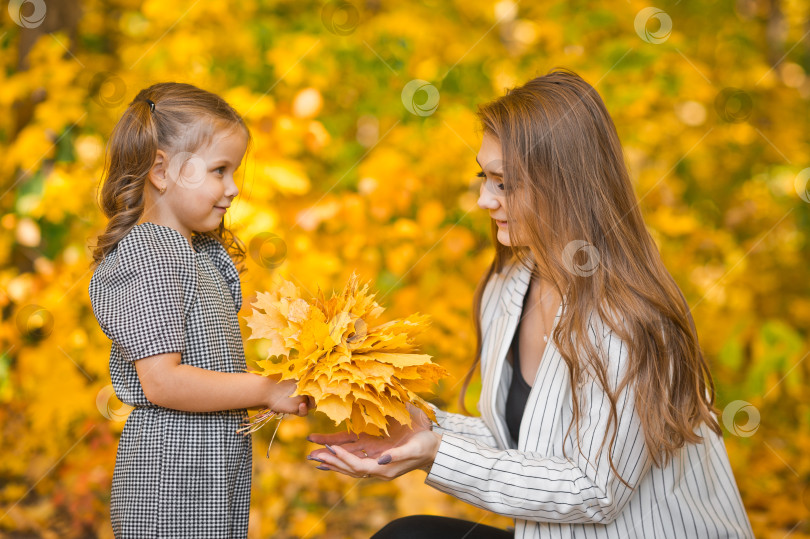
(147, 149, 169, 190)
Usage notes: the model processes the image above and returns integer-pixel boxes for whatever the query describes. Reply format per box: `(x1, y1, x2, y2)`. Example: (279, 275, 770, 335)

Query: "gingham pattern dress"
(88, 222, 252, 538)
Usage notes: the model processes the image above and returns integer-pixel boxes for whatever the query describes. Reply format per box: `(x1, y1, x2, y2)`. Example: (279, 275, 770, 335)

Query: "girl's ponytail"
(90, 83, 250, 268)
(91, 94, 159, 266)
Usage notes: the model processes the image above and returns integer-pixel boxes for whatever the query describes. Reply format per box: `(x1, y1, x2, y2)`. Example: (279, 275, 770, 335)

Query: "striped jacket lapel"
(479, 260, 532, 449)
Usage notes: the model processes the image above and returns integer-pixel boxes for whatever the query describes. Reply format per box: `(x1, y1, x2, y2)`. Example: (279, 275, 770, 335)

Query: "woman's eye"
(215, 166, 226, 175)
(477, 170, 506, 192)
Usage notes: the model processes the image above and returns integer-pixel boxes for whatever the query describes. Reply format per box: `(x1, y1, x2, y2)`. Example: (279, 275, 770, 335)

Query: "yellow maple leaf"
(245, 272, 450, 435)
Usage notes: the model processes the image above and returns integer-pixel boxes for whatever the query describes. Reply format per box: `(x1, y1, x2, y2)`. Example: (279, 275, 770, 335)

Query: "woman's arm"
(307, 402, 501, 471)
(424, 389, 650, 525)
(135, 352, 309, 415)
(311, 331, 653, 525)
(429, 404, 500, 447)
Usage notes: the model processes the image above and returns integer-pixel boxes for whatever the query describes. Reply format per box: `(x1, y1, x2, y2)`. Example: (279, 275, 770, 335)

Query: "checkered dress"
(88, 222, 251, 538)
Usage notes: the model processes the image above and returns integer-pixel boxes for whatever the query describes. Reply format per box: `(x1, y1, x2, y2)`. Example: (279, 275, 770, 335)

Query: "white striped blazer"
(424, 259, 754, 538)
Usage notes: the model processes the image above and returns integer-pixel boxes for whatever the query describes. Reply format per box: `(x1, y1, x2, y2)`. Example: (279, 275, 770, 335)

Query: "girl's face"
(476, 132, 513, 246)
(159, 128, 248, 236)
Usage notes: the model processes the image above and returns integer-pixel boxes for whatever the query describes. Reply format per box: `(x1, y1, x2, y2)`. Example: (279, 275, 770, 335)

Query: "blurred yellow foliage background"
(1, 0, 809, 537)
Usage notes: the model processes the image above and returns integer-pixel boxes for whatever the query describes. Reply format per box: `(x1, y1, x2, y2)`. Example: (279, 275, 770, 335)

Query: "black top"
(505, 291, 533, 445)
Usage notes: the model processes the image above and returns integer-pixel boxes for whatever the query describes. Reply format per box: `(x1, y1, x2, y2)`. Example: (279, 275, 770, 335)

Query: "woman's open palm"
(307, 405, 441, 479)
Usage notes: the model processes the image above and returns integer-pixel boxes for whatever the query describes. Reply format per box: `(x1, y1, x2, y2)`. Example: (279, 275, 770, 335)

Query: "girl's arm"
(135, 352, 308, 414)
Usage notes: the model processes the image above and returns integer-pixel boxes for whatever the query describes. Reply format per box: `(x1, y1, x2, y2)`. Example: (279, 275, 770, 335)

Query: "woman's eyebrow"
(475, 157, 503, 176)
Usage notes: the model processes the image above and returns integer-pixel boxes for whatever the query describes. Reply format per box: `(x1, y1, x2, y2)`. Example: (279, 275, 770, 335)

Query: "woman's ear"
(147, 149, 169, 190)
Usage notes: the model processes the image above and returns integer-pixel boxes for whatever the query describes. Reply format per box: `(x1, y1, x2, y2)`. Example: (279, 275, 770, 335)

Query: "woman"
(308, 68, 754, 538)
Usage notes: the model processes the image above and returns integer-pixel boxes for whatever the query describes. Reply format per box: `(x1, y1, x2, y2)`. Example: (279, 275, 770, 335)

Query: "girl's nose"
(225, 177, 239, 199)
(477, 182, 501, 210)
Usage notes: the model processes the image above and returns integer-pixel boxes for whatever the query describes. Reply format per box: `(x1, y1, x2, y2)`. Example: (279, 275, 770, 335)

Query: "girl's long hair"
(460, 68, 721, 484)
(89, 82, 249, 270)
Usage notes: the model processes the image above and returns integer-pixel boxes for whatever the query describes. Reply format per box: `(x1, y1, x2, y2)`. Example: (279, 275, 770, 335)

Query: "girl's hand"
(307, 405, 441, 479)
(265, 377, 310, 416)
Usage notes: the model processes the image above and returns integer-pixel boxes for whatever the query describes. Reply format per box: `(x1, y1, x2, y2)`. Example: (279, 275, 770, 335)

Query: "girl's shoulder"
(91, 222, 242, 311)
(88, 223, 199, 339)
(94, 222, 197, 278)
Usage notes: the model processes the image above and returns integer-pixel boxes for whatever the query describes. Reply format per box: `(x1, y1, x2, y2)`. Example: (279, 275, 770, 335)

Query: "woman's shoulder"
(481, 256, 530, 303)
(484, 256, 525, 288)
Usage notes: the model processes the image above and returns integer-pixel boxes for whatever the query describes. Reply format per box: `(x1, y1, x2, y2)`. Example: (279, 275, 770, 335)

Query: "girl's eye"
(215, 166, 226, 175)
(476, 171, 486, 179)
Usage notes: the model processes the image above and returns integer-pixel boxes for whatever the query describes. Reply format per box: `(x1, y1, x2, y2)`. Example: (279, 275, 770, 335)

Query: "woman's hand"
(306, 405, 442, 479)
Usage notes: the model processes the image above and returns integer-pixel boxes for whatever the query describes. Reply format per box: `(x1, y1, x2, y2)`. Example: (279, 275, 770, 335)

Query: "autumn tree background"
(1, 0, 809, 537)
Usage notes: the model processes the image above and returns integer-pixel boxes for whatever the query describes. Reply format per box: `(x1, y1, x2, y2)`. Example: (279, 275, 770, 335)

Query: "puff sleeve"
(89, 232, 194, 362)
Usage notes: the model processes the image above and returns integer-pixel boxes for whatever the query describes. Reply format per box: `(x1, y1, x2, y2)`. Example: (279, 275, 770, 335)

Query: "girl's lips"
(495, 219, 508, 228)
(215, 206, 227, 213)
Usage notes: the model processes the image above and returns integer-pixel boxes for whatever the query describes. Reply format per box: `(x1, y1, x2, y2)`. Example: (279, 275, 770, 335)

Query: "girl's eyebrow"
(209, 158, 234, 167)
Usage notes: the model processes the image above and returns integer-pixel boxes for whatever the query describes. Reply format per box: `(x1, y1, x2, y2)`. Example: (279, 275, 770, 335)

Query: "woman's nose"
(477, 182, 500, 210)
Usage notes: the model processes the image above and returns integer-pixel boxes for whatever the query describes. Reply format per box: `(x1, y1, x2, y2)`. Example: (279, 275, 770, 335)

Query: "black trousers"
(371, 515, 513, 539)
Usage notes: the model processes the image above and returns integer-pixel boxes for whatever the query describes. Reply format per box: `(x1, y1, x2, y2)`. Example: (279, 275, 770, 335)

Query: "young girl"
(308, 69, 754, 538)
(88, 82, 309, 538)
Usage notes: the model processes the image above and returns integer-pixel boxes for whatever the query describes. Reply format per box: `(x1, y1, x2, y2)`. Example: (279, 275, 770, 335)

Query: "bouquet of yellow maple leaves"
(242, 272, 449, 439)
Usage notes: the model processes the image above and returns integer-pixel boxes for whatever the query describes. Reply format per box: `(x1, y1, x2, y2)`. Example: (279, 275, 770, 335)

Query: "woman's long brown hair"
(89, 82, 249, 270)
(460, 68, 721, 485)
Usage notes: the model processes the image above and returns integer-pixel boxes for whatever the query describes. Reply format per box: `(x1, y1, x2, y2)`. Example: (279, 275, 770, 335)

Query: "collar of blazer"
(481, 257, 566, 449)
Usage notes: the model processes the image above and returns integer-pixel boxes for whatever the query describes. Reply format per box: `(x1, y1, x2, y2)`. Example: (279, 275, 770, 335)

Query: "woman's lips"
(495, 219, 508, 228)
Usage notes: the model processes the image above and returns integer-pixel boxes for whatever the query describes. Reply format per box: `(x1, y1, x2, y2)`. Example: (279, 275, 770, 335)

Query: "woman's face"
(476, 132, 512, 246)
